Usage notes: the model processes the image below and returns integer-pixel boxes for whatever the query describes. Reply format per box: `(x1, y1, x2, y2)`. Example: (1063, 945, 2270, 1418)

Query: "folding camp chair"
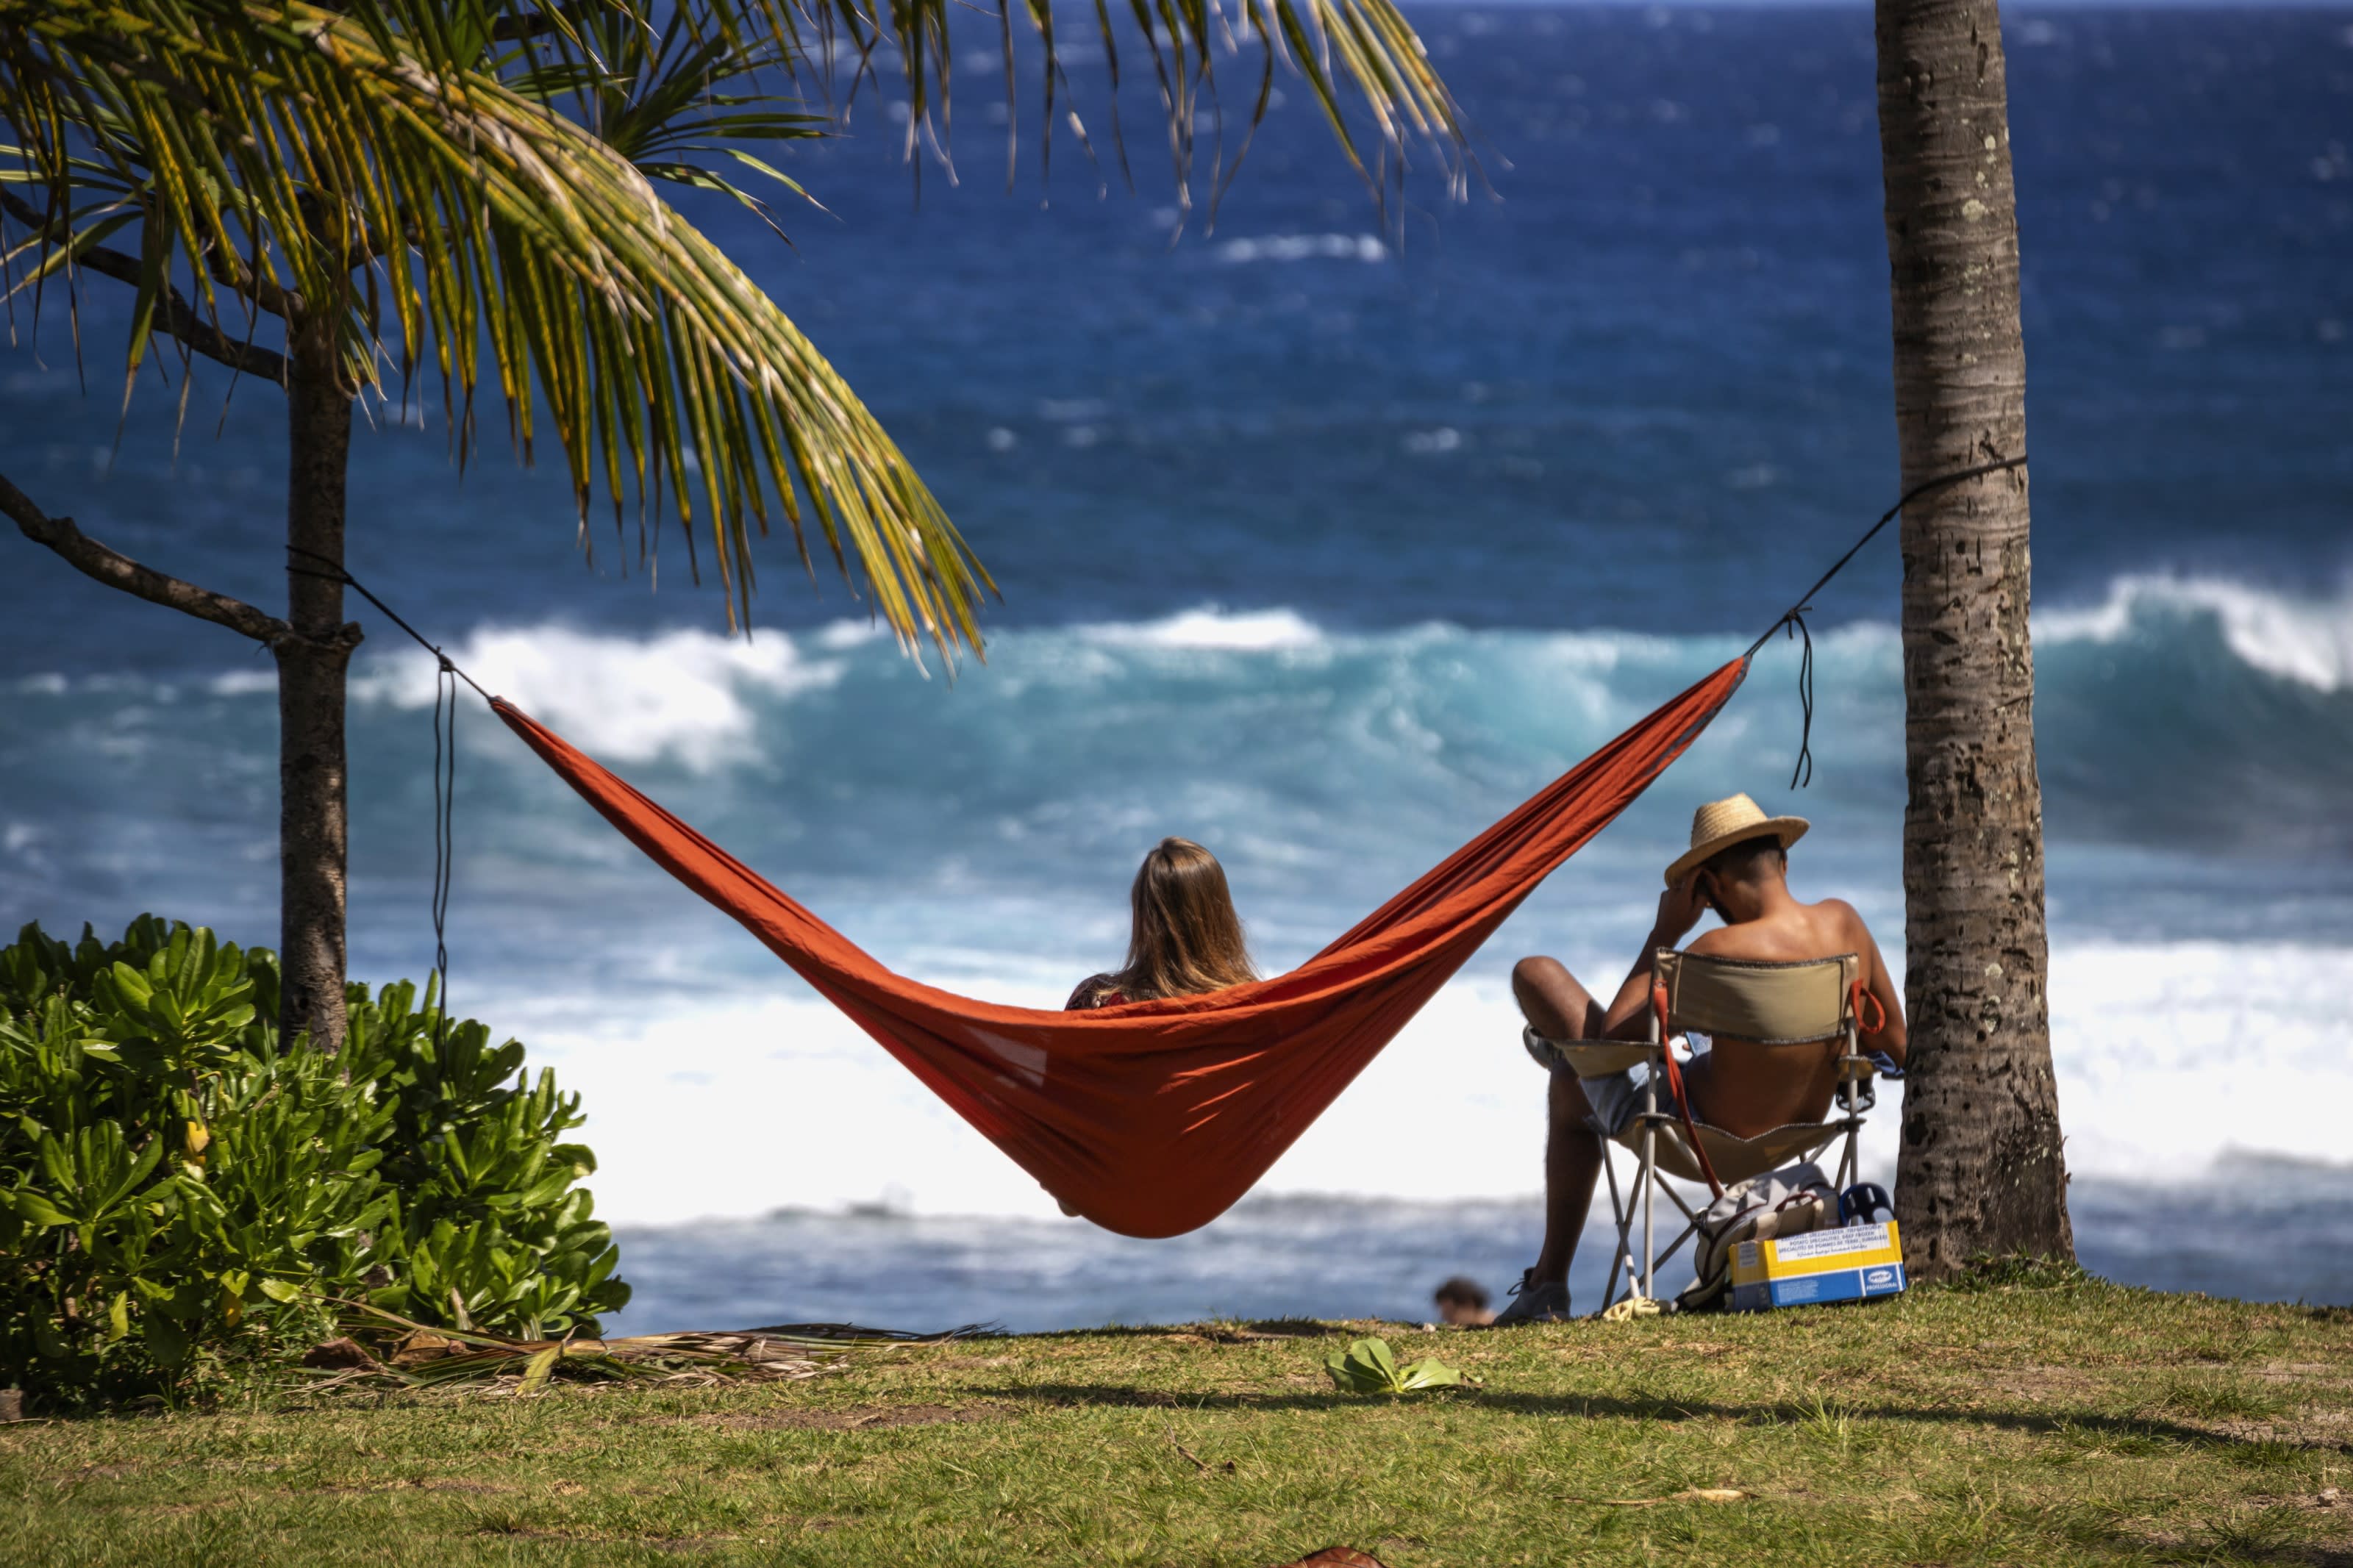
(1528, 951, 1882, 1310)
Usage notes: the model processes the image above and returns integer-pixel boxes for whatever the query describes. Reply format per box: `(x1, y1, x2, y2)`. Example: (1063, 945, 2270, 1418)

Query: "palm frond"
(1, 0, 990, 650)
(2, 0, 1466, 648)
(293, 1300, 987, 1395)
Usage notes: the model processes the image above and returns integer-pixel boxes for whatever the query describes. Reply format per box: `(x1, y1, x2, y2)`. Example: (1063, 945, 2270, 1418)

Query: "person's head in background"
(1433, 1275, 1493, 1326)
(1118, 837, 1257, 1001)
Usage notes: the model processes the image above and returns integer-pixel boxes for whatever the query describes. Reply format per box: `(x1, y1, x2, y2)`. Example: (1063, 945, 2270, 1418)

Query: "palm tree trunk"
(1874, 0, 2073, 1278)
(276, 323, 358, 1053)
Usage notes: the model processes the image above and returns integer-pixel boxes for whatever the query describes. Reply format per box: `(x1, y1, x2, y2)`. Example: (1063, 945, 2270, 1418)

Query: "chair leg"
(1638, 1119, 1657, 1301)
(1655, 1175, 1702, 1225)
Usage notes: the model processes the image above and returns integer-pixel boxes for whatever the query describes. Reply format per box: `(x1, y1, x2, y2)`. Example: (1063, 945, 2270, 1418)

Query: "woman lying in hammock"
(1067, 837, 1259, 1009)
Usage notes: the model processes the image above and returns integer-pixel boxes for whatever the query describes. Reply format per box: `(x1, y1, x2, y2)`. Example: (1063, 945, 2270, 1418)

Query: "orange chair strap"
(1654, 980, 1727, 1200)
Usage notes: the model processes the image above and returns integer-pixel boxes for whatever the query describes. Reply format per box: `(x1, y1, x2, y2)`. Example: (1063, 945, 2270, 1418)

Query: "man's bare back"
(1680, 891, 1904, 1136)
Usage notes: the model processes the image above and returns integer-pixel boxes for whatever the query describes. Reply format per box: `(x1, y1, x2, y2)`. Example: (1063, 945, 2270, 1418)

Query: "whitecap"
(2036, 574, 2353, 692)
(1075, 606, 1325, 652)
(351, 623, 849, 770)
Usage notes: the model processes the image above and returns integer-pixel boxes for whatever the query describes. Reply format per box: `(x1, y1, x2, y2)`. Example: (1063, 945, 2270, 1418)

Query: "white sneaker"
(1488, 1268, 1571, 1325)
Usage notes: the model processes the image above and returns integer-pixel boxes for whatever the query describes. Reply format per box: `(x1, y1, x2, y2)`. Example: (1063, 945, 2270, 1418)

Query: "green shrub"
(0, 917, 628, 1408)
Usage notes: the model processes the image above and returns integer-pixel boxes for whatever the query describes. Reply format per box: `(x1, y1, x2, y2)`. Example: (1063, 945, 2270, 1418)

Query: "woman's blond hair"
(1110, 837, 1257, 1001)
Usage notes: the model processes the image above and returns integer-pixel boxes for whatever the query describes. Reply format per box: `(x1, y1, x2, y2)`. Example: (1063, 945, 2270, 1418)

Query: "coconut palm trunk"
(277, 330, 360, 1053)
(1873, 0, 2074, 1276)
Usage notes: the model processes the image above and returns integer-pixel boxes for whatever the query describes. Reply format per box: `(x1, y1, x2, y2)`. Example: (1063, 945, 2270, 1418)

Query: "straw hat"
(1663, 794, 1810, 887)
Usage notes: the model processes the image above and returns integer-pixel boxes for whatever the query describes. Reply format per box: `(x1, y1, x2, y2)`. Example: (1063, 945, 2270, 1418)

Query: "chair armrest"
(1523, 1028, 1657, 1080)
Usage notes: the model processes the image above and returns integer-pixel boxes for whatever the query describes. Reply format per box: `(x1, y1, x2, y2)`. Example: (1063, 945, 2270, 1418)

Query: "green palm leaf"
(2, 0, 1464, 653)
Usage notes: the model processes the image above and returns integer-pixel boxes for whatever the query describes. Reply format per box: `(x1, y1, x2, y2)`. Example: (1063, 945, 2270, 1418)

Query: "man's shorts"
(1521, 1025, 1676, 1139)
(1576, 1064, 1654, 1138)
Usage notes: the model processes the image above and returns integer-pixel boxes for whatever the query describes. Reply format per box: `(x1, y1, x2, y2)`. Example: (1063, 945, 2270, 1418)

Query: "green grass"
(4, 1279, 2350, 1567)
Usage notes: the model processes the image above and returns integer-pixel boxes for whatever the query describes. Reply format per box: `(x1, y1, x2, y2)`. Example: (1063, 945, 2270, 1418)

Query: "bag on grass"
(1675, 1160, 1839, 1312)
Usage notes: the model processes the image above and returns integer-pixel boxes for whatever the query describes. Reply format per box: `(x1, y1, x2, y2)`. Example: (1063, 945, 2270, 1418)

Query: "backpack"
(1674, 1160, 1839, 1312)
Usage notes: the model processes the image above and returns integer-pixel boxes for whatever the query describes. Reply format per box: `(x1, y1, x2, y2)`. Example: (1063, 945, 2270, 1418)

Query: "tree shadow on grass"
(993, 1383, 2352, 1457)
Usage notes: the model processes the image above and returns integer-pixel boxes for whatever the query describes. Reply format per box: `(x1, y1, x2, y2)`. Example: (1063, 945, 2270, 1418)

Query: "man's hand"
(1653, 873, 1709, 945)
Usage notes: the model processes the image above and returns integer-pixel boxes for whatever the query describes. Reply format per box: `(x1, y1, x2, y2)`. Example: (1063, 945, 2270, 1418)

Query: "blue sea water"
(3, 5, 2349, 1323)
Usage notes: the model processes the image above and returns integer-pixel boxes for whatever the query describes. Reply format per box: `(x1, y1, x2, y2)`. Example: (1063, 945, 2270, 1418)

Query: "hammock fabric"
(493, 657, 1749, 1238)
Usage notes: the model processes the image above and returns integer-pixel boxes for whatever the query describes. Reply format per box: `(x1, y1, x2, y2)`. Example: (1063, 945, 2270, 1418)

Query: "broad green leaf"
(108, 962, 153, 1007)
(7, 1189, 74, 1227)
(145, 1311, 190, 1369)
(1396, 1358, 1465, 1389)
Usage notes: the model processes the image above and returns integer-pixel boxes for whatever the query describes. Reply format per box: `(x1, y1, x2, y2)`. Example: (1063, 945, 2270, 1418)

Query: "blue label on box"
(1731, 1261, 1908, 1313)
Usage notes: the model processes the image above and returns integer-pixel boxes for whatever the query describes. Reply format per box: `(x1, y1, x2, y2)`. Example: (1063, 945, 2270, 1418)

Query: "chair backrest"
(1652, 951, 1858, 1045)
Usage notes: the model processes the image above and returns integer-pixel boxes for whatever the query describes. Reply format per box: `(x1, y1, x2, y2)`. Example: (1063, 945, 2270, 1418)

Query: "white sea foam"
(351, 623, 851, 770)
(2036, 573, 2353, 692)
(151, 569, 2353, 750)
(502, 940, 2352, 1227)
(1075, 606, 1327, 652)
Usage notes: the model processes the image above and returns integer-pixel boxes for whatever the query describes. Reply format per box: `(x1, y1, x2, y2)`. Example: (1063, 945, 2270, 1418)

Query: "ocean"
(2, 4, 2348, 1326)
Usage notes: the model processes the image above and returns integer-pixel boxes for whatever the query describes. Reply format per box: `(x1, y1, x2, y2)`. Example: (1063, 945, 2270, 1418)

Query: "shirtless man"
(1490, 793, 1907, 1325)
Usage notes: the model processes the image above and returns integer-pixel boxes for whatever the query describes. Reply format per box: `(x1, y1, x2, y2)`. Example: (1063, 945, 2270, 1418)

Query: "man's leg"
(1511, 954, 1606, 1042)
(1532, 1071, 1607, 1285)
(1493, 957, 1615, 1320)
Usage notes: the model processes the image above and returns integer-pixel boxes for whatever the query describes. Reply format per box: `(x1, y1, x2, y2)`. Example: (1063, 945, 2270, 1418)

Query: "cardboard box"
(1729, 1220, 1907, 1312)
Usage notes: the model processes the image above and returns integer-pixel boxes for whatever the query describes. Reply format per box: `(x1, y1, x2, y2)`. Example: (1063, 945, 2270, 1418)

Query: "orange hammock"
(493, 657, 1749, 1237)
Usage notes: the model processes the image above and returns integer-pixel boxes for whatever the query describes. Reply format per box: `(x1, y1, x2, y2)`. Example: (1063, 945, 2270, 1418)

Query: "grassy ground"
(4, 1275, 2349, 1567)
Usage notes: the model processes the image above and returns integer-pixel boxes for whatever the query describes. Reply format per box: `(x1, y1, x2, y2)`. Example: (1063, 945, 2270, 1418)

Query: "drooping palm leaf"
(3, 0, 986, 646)
(1, 0, 1465, 650)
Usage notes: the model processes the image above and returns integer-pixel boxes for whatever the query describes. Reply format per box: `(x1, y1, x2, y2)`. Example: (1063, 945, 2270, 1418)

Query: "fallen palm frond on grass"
(293, 1301, 985, 1397)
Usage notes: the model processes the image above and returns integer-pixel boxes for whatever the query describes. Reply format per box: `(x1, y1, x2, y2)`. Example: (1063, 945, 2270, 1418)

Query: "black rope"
(288, 547, 495, 703)
(429, 649, 457, 1043)
(287, 546, 490, 1045)
(1784, 615, 1815, 790)
(1740, 453, 2027, 788)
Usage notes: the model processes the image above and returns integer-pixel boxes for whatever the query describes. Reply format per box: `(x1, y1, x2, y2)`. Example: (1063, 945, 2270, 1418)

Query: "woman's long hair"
(1111, 838, 1257, 1002)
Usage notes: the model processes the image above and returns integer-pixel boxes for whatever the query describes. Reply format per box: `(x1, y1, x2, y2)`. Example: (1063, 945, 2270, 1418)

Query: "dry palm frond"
(297, 1300, 989, 1395)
